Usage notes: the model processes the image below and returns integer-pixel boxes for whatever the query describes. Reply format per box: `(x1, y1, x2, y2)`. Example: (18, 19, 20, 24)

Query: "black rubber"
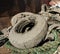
(0, 38, 9, 47)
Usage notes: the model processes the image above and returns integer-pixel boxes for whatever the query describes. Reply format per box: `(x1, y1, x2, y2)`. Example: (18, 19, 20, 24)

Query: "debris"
(8, 12, 47, 49)
(1, 4, 60, 52)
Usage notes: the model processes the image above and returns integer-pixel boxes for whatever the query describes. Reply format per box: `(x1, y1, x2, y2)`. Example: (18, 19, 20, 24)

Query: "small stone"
(8, 49, 10, 51)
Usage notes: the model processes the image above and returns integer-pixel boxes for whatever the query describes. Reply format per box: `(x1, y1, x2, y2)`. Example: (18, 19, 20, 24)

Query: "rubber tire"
(9, 12, 47, 49)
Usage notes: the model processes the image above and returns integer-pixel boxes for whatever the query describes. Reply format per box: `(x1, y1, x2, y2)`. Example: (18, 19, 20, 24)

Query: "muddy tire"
(9, 12, 47, 49)
(11, 12, 34, 26)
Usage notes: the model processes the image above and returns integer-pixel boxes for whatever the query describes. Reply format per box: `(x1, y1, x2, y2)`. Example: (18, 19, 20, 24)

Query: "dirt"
(0, 17, 11, 54)
(0, 46, 11, 54)
(0, 17, 11, 30)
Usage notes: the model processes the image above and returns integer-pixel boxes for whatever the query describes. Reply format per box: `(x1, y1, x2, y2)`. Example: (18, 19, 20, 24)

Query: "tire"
(11, 12, 34, 26)
(9, 12, 47, 49)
